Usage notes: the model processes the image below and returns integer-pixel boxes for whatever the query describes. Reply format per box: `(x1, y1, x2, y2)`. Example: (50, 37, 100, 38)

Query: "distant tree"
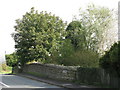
(66, 21, 83, 50)
(13, 7, 66, 65)
(6, 53, 18, 67)
(67, 4, 114, 53)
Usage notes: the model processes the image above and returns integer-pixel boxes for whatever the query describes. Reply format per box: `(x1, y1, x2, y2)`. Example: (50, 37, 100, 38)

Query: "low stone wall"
(22, 63, 79, 81)
(76, 67, 120, 88)
(13, 63, 120, 88)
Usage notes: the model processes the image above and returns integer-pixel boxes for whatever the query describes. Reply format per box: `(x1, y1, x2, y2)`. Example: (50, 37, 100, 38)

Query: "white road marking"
(0, 81, 10, 87)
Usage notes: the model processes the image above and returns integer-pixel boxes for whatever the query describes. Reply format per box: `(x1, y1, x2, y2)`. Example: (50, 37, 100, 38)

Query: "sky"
(0, 0, 119, 62)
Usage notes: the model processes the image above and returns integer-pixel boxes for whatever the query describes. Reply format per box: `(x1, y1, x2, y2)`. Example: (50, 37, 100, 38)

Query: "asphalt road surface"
(0, 74, 68, 90)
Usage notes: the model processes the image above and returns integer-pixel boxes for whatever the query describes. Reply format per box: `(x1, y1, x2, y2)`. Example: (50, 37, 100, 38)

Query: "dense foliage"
(6, 53, 18, 67)
(47, 39, 74, 65)
(67, 4, 114, 53)
(12, 5, 115, 67)
(56, 4, 114, 67)
(47, 39, 99, 67)
(66, 21, 82, 49)
(99, 41, 120, 77)
(13, 7, 66, 65)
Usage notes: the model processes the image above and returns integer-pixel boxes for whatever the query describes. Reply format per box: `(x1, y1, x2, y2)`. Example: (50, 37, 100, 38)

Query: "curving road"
(0, 74, 68, 90)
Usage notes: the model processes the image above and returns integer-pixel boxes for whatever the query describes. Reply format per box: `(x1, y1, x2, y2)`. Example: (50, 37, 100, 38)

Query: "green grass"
(0, 71, 12, 74)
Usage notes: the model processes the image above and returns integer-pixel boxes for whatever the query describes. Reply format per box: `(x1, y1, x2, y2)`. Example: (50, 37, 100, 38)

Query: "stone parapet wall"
(23, 63, 79, 81)
(14, 63, 120, 87)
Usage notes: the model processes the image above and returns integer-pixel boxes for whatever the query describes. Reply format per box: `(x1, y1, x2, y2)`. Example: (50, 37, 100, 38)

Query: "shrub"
(51, 39, 99, 67)
(46, 39, 74, 65)
(63, 50, 99, 67)
(47, 39, 99, 67)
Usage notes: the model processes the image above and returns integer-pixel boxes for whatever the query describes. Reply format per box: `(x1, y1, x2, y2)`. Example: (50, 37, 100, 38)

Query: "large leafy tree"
(67, 4, 114, 53)
(13, 7, 66, 65)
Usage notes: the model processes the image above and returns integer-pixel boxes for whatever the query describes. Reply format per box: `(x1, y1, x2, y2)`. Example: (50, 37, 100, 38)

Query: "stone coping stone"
(26, 63, 80, 71)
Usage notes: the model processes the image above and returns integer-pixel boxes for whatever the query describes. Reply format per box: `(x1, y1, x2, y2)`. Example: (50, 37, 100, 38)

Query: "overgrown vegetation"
(46, 4, 114, 67)
(47, 39, 99, 67)
(7, 4, 116, 68)
(99, 41, 120, 77)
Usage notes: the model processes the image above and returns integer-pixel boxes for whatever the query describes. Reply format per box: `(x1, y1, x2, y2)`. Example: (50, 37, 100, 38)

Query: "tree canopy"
(12, 5, 115, 67)
(66, 4, 114, 53)
(13, 7, 66, 65)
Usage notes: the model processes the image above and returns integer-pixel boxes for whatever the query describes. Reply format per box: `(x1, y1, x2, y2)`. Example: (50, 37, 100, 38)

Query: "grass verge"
(0, 65, 12, 74)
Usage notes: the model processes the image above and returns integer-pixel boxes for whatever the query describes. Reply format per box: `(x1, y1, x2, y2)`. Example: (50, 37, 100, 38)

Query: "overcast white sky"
(0, 0, 119, 61)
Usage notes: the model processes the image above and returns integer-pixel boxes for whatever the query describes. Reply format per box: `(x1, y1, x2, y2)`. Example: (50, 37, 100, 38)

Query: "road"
(0, 74, 68, 90)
